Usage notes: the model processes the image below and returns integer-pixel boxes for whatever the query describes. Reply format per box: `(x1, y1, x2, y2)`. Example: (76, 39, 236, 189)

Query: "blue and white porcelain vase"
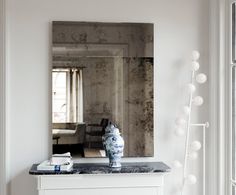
(102, 123, 124, 168)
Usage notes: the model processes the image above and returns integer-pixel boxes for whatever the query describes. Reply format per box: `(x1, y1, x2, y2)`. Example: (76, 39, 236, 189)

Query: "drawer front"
(38, 174, 164, 190)
(40, 187, 162, 195)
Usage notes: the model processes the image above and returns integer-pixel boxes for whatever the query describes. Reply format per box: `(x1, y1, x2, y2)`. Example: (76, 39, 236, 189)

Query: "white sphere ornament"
(175, 117, 186, 126)
(183, 106, 191, 115)
(193, 96, 204, 106)
(191, 61, 200, 71)
(173, 160, 182, 168)
(190, 141, 202, 151)
(188, 83, 196, 93)
(185, 174, 197, 185)
(188, 151, 198, 160)
(196, 73, 207, 84)
(174, 127, 185, 136)
(192, 50, 200, 61)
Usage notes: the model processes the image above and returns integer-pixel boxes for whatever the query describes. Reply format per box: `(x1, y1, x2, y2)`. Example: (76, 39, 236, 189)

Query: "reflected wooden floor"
(84, 148, 106, 158)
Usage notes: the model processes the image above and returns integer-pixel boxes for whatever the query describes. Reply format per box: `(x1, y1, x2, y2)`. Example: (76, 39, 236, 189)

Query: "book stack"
(37, 152, 73, 171)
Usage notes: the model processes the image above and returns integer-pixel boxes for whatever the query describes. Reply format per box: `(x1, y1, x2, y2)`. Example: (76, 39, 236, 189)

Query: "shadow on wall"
(8, 167, 37, 195)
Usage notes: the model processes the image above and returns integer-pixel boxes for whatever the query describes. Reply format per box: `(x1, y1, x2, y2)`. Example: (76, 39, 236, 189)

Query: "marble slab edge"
(29, 162, 171, 175)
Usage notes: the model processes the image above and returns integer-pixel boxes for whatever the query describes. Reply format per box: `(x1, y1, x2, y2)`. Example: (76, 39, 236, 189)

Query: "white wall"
(6, 0, 209, 195)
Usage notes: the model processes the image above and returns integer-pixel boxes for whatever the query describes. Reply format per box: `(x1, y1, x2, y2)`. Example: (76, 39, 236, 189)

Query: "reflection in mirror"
(52, 21, 154, 158)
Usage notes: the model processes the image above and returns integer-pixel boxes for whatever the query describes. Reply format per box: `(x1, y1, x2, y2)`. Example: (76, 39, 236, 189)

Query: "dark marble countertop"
(29, 162, 170, 175)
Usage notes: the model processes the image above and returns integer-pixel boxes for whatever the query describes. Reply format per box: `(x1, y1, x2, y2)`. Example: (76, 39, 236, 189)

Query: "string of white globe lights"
(173, 50, 209, 195)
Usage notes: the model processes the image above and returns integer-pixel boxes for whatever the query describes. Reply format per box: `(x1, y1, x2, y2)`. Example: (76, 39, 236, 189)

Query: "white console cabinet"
(36, 173, 165, 195)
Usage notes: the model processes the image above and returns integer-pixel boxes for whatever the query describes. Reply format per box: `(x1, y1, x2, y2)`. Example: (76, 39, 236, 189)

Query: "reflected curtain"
(77, 69, 83, 122)
(69, 68, 83, 123)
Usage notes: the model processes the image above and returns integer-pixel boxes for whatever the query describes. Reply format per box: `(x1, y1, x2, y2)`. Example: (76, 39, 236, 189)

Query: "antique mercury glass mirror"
(52, 21, 154, 157)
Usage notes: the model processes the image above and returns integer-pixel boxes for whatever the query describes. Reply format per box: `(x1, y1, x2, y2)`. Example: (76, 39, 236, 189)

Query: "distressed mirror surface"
(52, 21, 154, 157)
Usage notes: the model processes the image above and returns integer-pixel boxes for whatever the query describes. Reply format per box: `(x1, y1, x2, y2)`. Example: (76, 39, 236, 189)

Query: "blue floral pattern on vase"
(102, 123, 124, 168)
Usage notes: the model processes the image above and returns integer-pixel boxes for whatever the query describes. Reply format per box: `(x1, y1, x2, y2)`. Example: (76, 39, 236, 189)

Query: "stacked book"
(37, 152, 73, 171)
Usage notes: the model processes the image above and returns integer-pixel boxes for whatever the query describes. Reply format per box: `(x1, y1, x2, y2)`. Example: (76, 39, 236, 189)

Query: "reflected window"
(52, 68, 83, 123)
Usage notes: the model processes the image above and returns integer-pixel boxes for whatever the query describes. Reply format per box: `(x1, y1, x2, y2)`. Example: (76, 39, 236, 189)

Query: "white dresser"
(30, 162, 170, 195)
(36, 173, 165, 195)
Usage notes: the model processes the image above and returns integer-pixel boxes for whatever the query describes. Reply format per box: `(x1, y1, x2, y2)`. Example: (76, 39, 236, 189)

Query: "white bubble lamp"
(173, 51, 209, 195)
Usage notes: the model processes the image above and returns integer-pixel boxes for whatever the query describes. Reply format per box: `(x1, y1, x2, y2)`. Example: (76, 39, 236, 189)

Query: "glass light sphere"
(193, 96, 204, 106)
(183, 106, 191, 115)
(185, 174, 197, 185)
(174, 127, 185, 136)
(188, 151, 198, 160)
(175, 117, 186, 126)
(173, 160, 182, 168)
(190, 141, 202, 151)
(191, 61, 200, 71)
(192, 50, 200, 61)
(188, 83, 196, 93)
(196, 73, 207, 84)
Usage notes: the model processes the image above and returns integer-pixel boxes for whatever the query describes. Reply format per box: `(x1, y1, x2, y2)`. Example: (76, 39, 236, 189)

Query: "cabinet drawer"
(38, 174, 164, 190)
(41, 187, 162, 195)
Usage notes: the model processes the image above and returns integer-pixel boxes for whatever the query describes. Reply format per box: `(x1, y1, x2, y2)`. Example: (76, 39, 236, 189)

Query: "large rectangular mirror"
(52, 21, 154, 157)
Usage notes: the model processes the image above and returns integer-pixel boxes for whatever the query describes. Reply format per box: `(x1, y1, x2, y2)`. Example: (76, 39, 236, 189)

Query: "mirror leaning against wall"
(52, 21, 154, 158)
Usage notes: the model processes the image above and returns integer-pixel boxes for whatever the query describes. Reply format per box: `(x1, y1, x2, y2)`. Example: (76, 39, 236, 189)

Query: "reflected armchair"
(86, 118, 109, 148)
